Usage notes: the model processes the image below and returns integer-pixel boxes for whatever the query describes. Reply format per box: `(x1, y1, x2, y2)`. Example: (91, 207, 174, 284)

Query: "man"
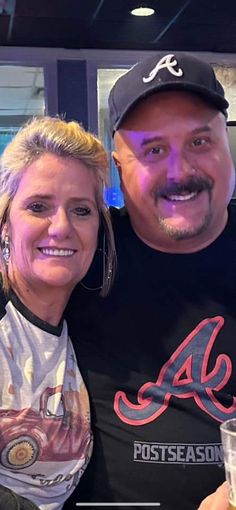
(65, 52, 236, 510)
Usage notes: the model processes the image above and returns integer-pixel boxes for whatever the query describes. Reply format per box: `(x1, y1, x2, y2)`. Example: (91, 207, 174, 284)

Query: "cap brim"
(113, 82, 229, 133)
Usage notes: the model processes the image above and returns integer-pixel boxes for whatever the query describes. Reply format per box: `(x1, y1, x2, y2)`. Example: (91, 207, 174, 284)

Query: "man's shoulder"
(227, 200, 236, 228)
(109, 206, 128, 222)
(109, 206, 132, 238)
(229, 198, 236, 212)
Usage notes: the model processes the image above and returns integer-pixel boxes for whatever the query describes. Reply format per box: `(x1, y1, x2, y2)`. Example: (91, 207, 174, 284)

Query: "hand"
(198, 482, 229, 510)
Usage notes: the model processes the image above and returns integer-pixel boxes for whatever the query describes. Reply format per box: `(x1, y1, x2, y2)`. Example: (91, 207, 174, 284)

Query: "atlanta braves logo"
(114, 316, 236, 426)
(142, 53, 183, 83)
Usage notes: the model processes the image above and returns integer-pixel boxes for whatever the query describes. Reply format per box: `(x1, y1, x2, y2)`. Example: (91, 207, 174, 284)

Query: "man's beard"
(153, 175, 213, 240)
(158, 208, 212, 240)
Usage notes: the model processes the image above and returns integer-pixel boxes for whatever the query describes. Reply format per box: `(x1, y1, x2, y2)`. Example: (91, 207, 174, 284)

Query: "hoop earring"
(80, 234, 112, 293)
(2, 234, 10, 264)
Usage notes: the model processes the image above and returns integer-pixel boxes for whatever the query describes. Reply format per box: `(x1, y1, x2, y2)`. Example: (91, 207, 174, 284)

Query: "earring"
(2, 234, 10, 264)
(80, 234, 112, 294)
(80, 246, 106, 293)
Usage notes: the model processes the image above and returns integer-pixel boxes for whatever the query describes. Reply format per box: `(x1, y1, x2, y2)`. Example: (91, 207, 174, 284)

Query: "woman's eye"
(27, 202, 46, 213)
(74, 206, 91, 217)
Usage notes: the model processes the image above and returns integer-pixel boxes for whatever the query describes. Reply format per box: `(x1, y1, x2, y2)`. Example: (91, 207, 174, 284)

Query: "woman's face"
(6, 152, 99, 296)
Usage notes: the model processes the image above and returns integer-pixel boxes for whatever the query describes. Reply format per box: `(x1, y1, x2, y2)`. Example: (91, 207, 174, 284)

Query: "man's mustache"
(154, 176, 213, 199)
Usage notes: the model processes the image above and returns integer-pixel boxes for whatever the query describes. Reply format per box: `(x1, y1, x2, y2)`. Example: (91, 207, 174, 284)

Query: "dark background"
(0, 0, 236, 53)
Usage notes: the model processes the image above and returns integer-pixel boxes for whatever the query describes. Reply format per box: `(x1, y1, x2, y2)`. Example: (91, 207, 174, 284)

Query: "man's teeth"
(39, 248, 74, 256)
(167, 191, 198, 201)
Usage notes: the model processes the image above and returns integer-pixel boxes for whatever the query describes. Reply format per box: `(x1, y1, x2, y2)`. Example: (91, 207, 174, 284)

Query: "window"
(0, 65, 45, 154)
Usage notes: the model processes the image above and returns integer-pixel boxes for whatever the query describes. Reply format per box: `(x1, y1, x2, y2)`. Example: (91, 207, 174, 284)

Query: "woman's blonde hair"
(0, 116, 116, 295)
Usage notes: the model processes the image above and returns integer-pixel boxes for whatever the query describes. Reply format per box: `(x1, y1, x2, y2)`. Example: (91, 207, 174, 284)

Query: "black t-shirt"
(64, 203, 236, 510)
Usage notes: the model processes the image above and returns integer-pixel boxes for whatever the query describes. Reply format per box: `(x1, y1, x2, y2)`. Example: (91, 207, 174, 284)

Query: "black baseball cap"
(109, 51, 229, 135)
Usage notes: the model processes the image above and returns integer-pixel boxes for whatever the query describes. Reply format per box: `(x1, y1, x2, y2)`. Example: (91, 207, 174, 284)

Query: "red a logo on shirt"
(114, 316, 236, 426)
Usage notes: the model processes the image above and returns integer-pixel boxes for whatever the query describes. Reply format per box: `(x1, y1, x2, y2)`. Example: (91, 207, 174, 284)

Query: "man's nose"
(48, 208, 72, 239)
(166, 150, 194, 181)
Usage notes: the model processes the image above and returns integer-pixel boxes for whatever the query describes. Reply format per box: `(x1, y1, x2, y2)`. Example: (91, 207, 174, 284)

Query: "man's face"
(113, 91, 235, 253)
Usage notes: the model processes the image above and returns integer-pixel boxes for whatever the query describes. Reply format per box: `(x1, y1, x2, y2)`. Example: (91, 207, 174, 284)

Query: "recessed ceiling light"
(131, 7, 155, 16)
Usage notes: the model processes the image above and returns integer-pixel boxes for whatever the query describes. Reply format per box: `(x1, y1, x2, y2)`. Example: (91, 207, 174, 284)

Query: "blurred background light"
(130, 6, 155, 16)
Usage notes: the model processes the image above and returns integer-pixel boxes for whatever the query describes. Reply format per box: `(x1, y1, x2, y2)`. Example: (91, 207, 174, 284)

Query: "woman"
(0, 116, 116, 510)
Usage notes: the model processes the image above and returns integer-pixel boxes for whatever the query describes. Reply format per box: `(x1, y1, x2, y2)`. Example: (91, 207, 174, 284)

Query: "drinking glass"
(220, 418, 236, 510)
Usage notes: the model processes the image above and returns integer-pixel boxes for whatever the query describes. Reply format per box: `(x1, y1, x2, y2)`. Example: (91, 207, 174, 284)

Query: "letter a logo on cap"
(143, 54, 183, 83)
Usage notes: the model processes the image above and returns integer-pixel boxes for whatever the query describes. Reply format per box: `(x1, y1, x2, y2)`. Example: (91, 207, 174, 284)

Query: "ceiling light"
(131, 6, 155, 16)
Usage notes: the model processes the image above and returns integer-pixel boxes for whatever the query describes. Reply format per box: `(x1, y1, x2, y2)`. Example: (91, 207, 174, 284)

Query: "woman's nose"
(47, 208, 72, 239)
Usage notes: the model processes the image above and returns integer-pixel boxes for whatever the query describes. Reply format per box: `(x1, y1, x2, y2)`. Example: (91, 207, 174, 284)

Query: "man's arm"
(198, 482, 229, 510)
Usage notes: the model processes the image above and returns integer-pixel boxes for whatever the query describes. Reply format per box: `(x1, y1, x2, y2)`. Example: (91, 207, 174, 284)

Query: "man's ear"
(112, 151, 121, 174)
(112, 151, 124, 192)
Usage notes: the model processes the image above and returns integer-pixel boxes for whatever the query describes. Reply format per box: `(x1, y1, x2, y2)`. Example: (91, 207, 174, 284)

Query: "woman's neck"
(9, 279, 70, 326)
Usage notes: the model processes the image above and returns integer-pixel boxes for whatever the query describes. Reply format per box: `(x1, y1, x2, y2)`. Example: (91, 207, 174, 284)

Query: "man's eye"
(74, 206, 91, 216)
(192, 137, 209, 147)
(27, 202, 46, 213)
(149, 147, 163, 155)
(144, 146, 165, 161)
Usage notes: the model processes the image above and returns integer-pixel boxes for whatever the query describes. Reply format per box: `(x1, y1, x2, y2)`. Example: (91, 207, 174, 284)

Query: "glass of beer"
(220, 418, 236, 510)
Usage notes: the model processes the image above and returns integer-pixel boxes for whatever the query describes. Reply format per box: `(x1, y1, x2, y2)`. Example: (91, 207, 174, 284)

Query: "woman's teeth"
(39, 248, 74, 256)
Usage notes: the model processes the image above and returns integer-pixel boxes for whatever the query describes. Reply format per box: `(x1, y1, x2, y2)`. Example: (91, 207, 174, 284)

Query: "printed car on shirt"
(0, 385, 91, 469)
